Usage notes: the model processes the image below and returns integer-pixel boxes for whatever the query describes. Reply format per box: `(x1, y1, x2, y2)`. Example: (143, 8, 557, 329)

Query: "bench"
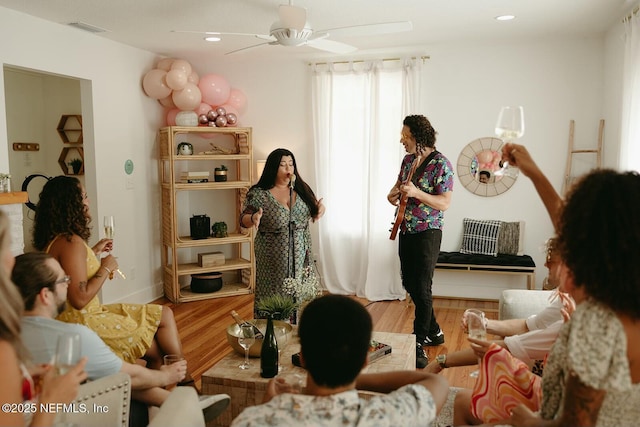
(435, 251, 536, 290)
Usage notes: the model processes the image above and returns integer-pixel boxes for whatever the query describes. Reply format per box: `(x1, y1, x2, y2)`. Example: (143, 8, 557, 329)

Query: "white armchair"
(55, 372, 131, 427)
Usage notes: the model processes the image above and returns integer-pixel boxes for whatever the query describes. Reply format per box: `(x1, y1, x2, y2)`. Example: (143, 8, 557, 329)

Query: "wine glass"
(274, 326, 289, 373)
(54, 332, 81, 375)
(494, 106, 525, 178)
(238, 324, 255, 369)
(102, 216, 126, 279)
(464, 309, 487, 378)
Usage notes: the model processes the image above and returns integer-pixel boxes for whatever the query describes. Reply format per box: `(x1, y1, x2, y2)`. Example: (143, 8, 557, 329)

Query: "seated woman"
(32, 176, 195, 386)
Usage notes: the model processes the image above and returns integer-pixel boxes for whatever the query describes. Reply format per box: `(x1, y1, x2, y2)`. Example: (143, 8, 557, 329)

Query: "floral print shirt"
(541, 299, 640, 426)
(398, 151, 454, 234)
(230, 385, 438, 427)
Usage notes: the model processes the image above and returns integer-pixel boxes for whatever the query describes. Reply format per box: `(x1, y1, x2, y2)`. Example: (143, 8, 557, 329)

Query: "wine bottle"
(260, 315, 279, 378)
(230, 310, 264, 340)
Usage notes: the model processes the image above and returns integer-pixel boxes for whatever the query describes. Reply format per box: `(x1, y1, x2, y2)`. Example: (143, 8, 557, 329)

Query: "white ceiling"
(0, 0, 634, 61)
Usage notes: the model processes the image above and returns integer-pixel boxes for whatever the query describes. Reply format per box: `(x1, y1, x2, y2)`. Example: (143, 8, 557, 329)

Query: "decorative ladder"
(562, 119, 604, 194)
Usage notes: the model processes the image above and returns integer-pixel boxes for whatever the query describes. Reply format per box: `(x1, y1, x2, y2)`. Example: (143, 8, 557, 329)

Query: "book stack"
(180, 171, 209, 183)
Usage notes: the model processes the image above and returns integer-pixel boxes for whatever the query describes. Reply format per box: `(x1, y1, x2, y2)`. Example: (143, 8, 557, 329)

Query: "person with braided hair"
(387, 115, 454, 369)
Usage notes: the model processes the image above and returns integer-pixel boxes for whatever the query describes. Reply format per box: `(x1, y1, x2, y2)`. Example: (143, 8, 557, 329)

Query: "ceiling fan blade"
(317, 21, 412, 38)
(225, 41, 273, 55)
(307, 38, 357, 54)
(278, 4, 307, 31)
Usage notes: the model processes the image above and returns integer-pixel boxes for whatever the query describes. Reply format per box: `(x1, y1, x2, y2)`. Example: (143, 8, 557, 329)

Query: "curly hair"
(251, 148, 319, 218)
(403, 115, 438, 154)
(32, 176, 91, 250)
(557, 169, 640, 318)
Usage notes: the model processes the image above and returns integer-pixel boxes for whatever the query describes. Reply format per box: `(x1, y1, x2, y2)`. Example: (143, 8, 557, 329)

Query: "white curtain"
(311, 58, 423, 300)
(621, 12, 640, 172)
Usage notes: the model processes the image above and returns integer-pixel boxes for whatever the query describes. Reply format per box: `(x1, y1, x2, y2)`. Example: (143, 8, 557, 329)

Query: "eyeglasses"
(55, 275, 71, 285)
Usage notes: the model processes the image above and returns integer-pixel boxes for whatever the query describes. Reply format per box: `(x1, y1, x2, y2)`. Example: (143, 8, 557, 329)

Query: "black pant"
(399, 229, 442, 344)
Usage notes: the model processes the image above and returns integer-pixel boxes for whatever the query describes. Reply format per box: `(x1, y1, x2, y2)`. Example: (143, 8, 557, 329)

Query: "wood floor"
(157, 294, 498, 391)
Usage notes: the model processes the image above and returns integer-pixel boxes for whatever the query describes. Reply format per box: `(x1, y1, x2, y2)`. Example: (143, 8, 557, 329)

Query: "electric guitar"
(389, 156, 421, 240)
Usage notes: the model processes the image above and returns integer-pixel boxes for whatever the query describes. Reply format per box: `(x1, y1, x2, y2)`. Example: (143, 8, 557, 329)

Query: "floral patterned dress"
(50, 237, 162, 363)
(541, 299, 640, 426)
(244, 187, 312, 312)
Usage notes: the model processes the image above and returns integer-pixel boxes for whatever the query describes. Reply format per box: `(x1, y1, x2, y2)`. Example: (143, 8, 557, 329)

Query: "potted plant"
(68, 158, 83, 175)
(255, 294, 298, 321)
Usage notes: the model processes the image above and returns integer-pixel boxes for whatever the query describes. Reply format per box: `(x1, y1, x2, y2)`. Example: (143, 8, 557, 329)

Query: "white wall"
(0, 6, 625, 302)
(0, 8, 163, 303)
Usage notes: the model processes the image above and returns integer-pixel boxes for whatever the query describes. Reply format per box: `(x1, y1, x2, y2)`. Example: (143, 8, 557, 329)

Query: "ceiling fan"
(174, 2, 412, 55)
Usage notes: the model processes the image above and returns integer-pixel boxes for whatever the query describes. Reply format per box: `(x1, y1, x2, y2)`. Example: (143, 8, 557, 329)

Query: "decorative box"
(198, 251, 225, 268)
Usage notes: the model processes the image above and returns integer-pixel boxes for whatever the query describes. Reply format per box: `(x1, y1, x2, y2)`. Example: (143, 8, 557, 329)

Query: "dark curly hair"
(557, 169, 640, 318)
(252, 148, 320, 218)
(32, 176, 91, 250)
(403, 115, 438, 154)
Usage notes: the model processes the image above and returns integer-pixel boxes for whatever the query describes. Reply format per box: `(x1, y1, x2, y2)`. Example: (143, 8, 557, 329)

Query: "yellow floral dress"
(51, 238, 162, 363)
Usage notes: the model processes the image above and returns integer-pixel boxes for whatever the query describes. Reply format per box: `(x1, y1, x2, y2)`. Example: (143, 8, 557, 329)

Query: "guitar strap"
(410, 149, 439, 186)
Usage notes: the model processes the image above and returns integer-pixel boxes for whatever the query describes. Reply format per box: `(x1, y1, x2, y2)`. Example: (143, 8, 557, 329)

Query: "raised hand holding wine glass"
(494, 106, 525, 178)
(102, 215, 126, 279)
(238, 324, 255, 370)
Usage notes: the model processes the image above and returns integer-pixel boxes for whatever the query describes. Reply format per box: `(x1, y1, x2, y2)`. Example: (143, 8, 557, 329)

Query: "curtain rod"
(309, 55, 430, 66)
(623, 6, 639, 23)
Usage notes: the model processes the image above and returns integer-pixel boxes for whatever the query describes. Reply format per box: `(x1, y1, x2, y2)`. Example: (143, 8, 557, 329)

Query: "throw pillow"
(497, 221, 525, 256)
(460, 218, 502, 256)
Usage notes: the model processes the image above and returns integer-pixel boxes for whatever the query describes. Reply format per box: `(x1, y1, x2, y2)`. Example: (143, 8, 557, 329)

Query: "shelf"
(57, 115, 83, 144)
(176, 233, 251, 247)
(58, 146, 85, 175)
(159, 126, 254, 303)
(175, 282, 253, 303)
(163, 181, 252, 190)
(173, 258, 252, 275)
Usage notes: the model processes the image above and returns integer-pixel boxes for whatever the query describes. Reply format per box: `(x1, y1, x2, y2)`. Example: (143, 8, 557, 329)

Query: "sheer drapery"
(311, 58, 423, 300)
(621, 13, 640, 172)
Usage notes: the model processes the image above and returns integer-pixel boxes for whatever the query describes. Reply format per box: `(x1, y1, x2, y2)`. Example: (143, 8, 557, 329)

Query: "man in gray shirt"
(13, 252, 228, 421)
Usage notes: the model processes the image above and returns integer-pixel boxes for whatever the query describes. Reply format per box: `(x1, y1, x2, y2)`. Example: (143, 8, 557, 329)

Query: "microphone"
(289, 173, 296, 189)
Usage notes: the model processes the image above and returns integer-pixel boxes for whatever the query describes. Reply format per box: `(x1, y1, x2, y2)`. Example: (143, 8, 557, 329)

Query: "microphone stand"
(288, 183, 295, 279)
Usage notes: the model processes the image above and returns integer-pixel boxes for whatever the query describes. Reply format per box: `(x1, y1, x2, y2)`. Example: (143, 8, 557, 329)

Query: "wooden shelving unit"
(158, 126, 254, 303)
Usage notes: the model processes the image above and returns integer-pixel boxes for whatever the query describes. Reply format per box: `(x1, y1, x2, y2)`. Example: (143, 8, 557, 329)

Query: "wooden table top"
(202, 330, 416, 389)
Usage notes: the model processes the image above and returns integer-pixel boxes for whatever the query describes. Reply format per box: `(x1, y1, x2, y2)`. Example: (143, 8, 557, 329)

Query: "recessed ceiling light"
(204, 36, 221, 42)
(495, 15, 516, 21)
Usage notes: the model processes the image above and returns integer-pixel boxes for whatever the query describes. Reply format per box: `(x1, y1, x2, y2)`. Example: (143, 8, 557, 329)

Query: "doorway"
(3, 65, 87, 251)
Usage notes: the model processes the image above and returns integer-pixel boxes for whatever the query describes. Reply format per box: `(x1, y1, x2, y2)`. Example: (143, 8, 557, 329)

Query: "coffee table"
(201, 330, 415, 426)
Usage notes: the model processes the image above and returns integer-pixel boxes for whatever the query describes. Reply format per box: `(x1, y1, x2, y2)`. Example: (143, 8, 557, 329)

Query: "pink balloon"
(215, 106, 227, 117)
(226, 113, 237, 126)
(188, 71, 200, 85)
(156, 58, 174, 71)
(198, 74, 231, 107)
(195, 102, 212, 116)
(218, 104, 238, 117)
(172, 83, 202, 111)
(166, 108, 180, 126)
(142, 69, 171, 99)
(170, 59, 192, 76)
(165, 69, 188, 91)
(198, 114, 209, 125)
(158, 94, 176, 109)
(227, 88, 247, 113)
(215, 116, 228, 127)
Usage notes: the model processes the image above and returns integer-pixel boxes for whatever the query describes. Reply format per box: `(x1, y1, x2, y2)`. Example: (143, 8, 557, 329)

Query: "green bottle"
(260, 315, 279, 378)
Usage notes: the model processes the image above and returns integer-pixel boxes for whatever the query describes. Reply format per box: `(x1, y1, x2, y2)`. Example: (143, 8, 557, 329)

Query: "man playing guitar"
(387, 115, 454, 369)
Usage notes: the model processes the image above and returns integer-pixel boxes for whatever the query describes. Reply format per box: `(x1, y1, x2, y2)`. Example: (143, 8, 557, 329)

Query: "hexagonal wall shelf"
(57, 114, 83, 144)
(58, 146, 84, 175)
